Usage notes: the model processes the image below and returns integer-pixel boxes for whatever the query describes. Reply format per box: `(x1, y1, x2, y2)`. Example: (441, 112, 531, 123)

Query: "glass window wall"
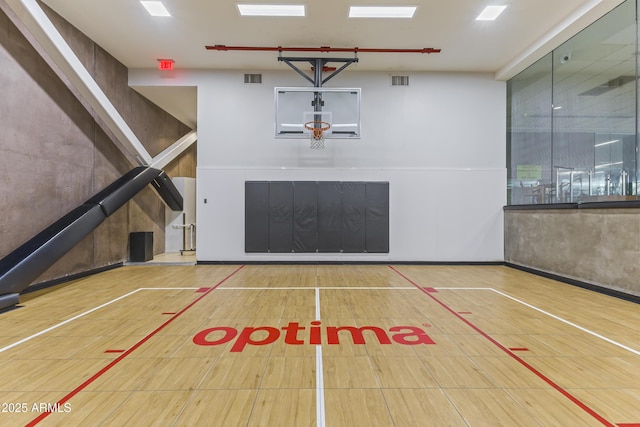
(507, 0, 638, 204)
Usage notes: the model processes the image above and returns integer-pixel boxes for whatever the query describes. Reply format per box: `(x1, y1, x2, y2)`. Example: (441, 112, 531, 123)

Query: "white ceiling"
(39, 0, 626, 128)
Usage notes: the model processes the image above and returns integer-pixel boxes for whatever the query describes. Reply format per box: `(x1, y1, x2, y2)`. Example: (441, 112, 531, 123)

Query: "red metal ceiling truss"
(205, 45, 441, 54)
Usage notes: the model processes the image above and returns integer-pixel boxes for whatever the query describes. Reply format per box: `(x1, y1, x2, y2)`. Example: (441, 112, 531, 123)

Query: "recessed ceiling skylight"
(476, 5, 507, 21)
(237, 4, 306, 16)
(140, 1, 171, 17)
(349, 6, 417, 18)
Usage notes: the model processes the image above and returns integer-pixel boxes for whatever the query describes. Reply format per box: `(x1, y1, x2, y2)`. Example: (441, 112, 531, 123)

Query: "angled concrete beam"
(1, 0, 153, 165)
(150, 130, 197, 170)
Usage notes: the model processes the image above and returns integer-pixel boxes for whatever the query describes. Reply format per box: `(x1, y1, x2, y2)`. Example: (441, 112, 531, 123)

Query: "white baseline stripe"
(435, 287, 640, 356)
(0, 287, 199, 353)
(315, 287, 326, 427)
(321, 287, 415, 290)
(0, 289, 143, 353)
(490, 288, 640, 357)
(219, 287, 415, 290)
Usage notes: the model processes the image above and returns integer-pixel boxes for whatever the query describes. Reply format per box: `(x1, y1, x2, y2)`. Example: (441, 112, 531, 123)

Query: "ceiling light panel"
(237, 4, 306, 16)
(476, 5, 507, 21)
(349, 6, 417, 18)
(140, 1, 171, 17)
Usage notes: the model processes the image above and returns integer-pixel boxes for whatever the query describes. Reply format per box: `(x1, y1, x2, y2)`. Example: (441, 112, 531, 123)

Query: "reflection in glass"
(507, 0, 638, 204)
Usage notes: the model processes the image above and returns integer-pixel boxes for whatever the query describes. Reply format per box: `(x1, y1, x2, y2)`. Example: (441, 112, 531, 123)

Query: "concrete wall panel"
(505, 209, 640, 297)
(0, 5, 194, 288)
(42, 3, 95, 78)
(1, 20, 94, 258)
(165, 144, 197, 178)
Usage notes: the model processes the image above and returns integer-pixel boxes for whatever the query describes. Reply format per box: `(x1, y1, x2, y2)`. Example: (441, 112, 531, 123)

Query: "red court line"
(509, 347, 530, 352)
(388, 265, 615, 427)
(26, 265, 245, 426)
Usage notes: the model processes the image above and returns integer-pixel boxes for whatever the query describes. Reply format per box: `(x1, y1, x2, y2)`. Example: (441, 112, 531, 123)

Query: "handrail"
(0, 166, 183, 311)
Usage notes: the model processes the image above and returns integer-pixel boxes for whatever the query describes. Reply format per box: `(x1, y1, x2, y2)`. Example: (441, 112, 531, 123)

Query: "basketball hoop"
(304, 121, 330, 150)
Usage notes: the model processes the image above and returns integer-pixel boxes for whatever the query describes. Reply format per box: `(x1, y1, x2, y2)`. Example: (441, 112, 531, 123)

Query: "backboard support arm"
(278, 56, 359, 88)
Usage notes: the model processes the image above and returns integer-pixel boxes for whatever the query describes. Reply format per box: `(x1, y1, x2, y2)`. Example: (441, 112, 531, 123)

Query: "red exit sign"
(158, 59, 174, 70)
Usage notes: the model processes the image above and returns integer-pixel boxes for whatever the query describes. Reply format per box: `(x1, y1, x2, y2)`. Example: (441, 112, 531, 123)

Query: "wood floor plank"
(324, 389, 394, 426)
(248, 389, 316, 427)
(97, 390, 192, 426)
(0, 264, 636, 426)
(445, 388, 544, 427)
(370, 356, 439, 389)
(173, 389, 256, 426)
(382, 388, 468, 427)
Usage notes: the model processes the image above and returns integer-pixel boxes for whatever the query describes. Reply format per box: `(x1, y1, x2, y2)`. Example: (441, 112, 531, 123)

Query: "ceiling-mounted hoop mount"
(278, 56, 359, 151)
(277, 56, 359, 88)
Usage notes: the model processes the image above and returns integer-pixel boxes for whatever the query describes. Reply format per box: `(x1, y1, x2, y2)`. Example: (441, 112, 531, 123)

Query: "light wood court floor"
(0, 264, 638, 426)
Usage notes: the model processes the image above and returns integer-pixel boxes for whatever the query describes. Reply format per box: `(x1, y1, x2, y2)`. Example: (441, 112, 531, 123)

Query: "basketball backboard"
(275, 87, 361, 139)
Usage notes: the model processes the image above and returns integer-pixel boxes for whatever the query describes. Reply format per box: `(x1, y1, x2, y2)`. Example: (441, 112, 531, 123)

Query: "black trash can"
(130, 232, 153, 262)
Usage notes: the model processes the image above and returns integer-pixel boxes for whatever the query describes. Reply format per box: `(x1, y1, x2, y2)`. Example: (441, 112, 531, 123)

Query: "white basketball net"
(305, 121, 330, 150)
(310, 133, 326, 150)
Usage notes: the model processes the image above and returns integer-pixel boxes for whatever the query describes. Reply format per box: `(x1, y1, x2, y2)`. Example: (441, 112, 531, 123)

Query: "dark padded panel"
(0, 166, 181, 308)
(86, 166, 161, 216)
(341, 182, 367, 252)
(0, 293, 19, 312)
(130, 232, 154, 262)
(152, 171, 184, 211)
(293, 181, 318, 252)
(365, 182, 390, 253)
(244, 180, 389, 254)
(269, 182, 294, 252)
(317, 182, 342, 252)
(245, 182, 270, 252)
(0, 204, 106, 295)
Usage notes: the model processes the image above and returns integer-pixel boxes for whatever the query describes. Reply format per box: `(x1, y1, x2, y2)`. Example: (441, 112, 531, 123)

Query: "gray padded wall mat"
(341, 182, 367, 253)
(245, 181, 389, 253)
(293, 182, 319, 252)
(245, 181, 270, 252)
(318, 182, 343, 252)
(269, 182, 294, 253)
(365, 182, 390, 253)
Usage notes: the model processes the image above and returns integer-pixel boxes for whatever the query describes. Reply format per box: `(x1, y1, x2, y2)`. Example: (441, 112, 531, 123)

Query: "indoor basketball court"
(0, 265, 638, 426)
(1, 0, 640, 426)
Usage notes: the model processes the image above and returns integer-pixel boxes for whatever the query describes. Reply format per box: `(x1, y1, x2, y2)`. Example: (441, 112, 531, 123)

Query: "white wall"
(198, 167, 504, 262)
(165, 177, 196, 253)
(195, 71, 505, 170)
(131, 69, 506, 262)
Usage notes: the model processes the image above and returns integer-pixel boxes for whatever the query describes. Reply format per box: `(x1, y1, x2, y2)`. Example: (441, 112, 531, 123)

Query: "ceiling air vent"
(244, 73, 262, 84)
(391, 75, 409, 86)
